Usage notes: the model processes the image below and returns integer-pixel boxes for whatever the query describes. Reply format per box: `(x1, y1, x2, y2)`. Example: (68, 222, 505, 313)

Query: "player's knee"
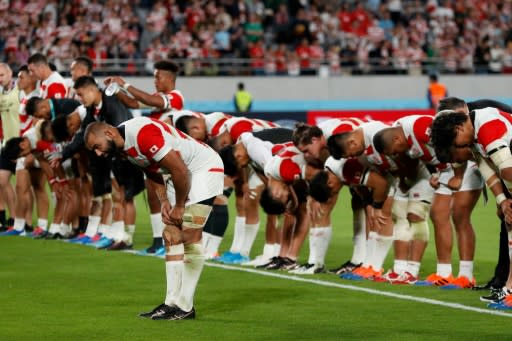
(91, 196, 102, 213)
(411, 220, 429, 241)
(184, 242, 204, 259)
(451, 207, 470, 226)
(392, 200, 408, 221)
(393, 218, 412, 242)
(163, 225, 183, 246)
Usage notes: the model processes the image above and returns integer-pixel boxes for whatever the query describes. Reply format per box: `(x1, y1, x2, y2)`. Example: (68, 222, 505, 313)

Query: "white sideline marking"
(205, 262, 512, 318)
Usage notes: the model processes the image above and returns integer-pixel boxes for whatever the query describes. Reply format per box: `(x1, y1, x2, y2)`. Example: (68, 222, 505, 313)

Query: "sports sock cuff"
(38, 218, 48, 230)
(167, 244, 185, 256)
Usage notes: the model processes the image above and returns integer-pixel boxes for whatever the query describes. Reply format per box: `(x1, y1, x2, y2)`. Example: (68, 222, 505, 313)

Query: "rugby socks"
(273, 243, 281, 257)
(78, 216, 88, 233)
(371, 234, 393, 270)
(508, 231, 512, 259)
(150, 213, 163, 238)
(164, 244, 184, 306)
(229, 216, 245, 253)
(437, 263, 452, 278)
(212, 204, 229, 237)
(406, 261, 421, 277)
(205, 235, 222, 257)
(363, 231, 378, 267)
(458, 260, 474, 279)
(0, 210, 5, 227)
(393, 259, 408, 275)
(37, 218, 48, 231)
(240, 222, 259, 257)
(49, 223, 61, 235)
(111, 221, 125, 241)
(13, 218, 25, 232)
(60, 223, 72, 236)
(351, 208, 366, 265)
(84, 215, 101, 237)
(177, 243, 204, 312)
(309, 226, 332, 266)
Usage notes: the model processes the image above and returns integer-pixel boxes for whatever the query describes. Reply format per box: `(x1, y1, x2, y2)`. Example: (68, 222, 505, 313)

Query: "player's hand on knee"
(161, 200, 174, 225)
(168, 205, 185, 228)
(500, 199, 512, 224)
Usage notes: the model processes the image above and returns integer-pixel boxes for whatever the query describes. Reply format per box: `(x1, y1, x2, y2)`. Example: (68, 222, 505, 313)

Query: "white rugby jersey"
(210, 116, 279, 141)
(19, 88, 39, 135)
(120, 116, 222, 175)
(264, 145, 306, 183)
(147, 89, 185, 121)
(361, 121, 398, 172)
(471, 107, 512, 158)
(40, 71, 67, 99)
(319, 117, 366, 139)
(324, 156, 368, 186)
(394, 115, 442, 167)
(171, 109, 204, 127)
(205, 111, 232, 137)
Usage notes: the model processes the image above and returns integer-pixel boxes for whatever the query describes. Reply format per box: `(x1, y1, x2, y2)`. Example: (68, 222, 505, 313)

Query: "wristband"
(123, 83, 131, 91)
(496, 193, 507, 205)
(451, 162, 464, 169)
(49, 177, 58, 185)
(371, 201, 384, 209)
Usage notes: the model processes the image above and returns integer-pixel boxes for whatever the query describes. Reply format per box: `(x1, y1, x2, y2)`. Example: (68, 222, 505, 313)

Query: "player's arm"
(477, 156, 512, 222)
(107, 76, 166, 109)
(364, 170, 388, 205)
(158, 150, 190, 209)
(115, 90, 140, 109)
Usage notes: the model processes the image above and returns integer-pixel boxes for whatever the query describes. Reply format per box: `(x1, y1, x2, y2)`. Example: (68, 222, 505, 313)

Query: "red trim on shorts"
(208, 168, 224, 173)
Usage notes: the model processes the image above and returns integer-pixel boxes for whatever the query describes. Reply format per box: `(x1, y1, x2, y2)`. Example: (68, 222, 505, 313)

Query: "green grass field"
(1, 189, 511, 341)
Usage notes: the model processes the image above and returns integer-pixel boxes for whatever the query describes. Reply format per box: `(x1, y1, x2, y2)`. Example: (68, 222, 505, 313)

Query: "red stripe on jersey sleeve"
(477, 119, 507, 150)
(332, 123, 356, 135)
(279, 158, 301, 183)
(229, 120, 254, 141)
(46, 83, 67, 99)
(168, 90, 184, 110)
(412, 116, 433, 144)
(137, 124, 166, 160)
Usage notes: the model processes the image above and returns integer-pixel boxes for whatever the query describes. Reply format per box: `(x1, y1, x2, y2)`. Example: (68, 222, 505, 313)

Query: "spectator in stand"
(296, 38, 312, 75)
(244, 13, 264, 44)
(248, 40, 265, 75)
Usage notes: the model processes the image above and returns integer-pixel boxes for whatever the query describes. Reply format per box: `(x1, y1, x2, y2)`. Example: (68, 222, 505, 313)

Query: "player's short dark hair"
(18, 64, 29, 73)
(51, 115, 70, 142)
(260, 187, 286, 215)
(373, 128, 392, 154)
(292, 179, 309, 203)
(431, 111, 468, 162)
(327, 132, 350, 160)
(154, 60, 179, 75)
(73, 56, 93, 73)
(39, 120, 53, 141)
(175, 116, 193, 134)
(48, 62, 57, 71)
(292, 122, 323, 146)
(2, 137, 24, 161)
(438, 97, 466, 112)
(27, 52, 48, 65)
(25, 97, 43, 116)
(218, 145, 238, 176)
(429, 73, 438, 82)
(309, 171, 332, 203)
(74, 75, 98, 90)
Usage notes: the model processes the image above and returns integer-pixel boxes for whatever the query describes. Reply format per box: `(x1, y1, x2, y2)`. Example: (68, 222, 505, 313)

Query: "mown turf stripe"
(205, 262, 512, 318)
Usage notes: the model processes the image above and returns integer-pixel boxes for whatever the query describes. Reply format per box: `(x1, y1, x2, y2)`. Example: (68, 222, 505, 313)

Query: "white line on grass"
(205, 262, 512, 318)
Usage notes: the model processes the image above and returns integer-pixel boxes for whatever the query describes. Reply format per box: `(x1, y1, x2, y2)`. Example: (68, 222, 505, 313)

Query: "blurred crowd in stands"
(1, 0, 512, 76)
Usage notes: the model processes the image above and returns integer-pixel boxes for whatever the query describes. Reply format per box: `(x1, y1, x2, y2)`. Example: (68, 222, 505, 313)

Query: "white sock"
(363, 231, 378, 267)
(202, 232, 212, 249)
(240, 222, 259, 257)
(60, 223, 71, 235)
(177, 243, 205, 312)
(164, 244, 184, 305)
(437, 263, 452, 278)
(85, 216, 101, 237)
(49, 223, 61, 234)
(508, 231, 512, 258)
(458, 260, 474, 279)
(370, 234, 393, 271)
(262, 243, 274, 258)
(313, 226, 332, 266)
(206, 234, 222, 256)
(164, 261, 184, 306)
(406, 261, 421, 277)
(150, 213, 163, 238)
(98, 223, 110, 237)
(37, 218, 48, 231)
(307, 228, 318, 265)
(111, 221, 125, 241)
(351, 209, 366, 264)
(393, 259, 408, 274)
(273, 243, 281, 257)
(230, 216, 246, 253)
(13, 218, 25, 232)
